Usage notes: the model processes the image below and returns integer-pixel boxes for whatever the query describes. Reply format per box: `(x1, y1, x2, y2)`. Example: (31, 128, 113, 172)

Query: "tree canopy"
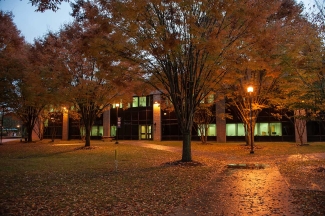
(39, 19, 142, 146)
(59, 0, 310, 160)
(2, 0, 324, 154)
(29, 0, 70, 12)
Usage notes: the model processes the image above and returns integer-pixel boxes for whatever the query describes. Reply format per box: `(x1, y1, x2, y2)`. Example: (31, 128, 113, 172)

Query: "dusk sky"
(0, 0, 317, 44)
(0, 0, 73, 43)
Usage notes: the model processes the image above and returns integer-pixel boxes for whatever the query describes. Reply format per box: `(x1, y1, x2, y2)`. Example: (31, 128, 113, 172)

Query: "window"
(226, 124, 237, 136)
(91, 126, 99, 136)
(208, 124, 216, 136)
(79, 126, 103, 136)
(91, 126, 103, 136)
(110, 126, 116, 136)
(132, 97, 138, 107)
(237, 124, 246, 136)
(197, 124, 216, 136)
(269, 123, 282, 136)
(257, 122, 269, 136)
(80, 127, 85, 136)
(207, 94, 214, 103)
(226, 122, 282, 136)
(44, 119, 49, 127)
(139, 96, 146, 107)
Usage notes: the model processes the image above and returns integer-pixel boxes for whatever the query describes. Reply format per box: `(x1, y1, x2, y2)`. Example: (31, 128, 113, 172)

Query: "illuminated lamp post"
(115, 103, 119, 144)
(247, 86, 254, 154)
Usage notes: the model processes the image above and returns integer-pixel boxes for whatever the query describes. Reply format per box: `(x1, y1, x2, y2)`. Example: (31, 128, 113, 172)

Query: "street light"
(115, 103, 119, 144)
(247, 86, 254, 154)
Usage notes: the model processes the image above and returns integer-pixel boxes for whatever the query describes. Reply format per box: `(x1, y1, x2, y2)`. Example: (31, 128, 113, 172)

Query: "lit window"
(207, 94, 214, 103)
(226, 124, 236, 136)
(237, 124, 246, 136)
(91, 126, 103, 136)
(226, 123, 282, 136)
(44, 119, 49, 127)
(91, 126, 98, 136)
(208, 124, 216, 136)
(197, 124, 216, 136)
(132, 97, 138, 107)
(139, 96, 146, 107)
(269, 123, 282, 136)
(80, 127, 85, 136)
(110, 126, 116, 136)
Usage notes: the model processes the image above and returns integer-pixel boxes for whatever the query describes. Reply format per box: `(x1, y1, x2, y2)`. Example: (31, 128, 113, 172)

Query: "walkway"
(124, 141, 325, 216)
(171, 166, 302, 216)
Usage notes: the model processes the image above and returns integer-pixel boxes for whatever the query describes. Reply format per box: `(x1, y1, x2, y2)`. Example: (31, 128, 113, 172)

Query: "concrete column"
(216, 97, 226, 143)
(103, 109, 111, 137)
(62, 110, 69, 140)
(294, 109, 307, 144)
(153, 94, 161, 141)
(32, 119, 40, 141)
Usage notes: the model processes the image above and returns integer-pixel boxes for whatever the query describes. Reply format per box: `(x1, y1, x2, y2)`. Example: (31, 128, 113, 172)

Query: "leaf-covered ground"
(0, 140, 221, 215)
(279, 159, 325, 215)
(0, 140, 324, 215)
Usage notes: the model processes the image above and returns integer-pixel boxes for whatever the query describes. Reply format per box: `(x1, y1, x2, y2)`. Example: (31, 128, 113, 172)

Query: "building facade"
(41, 94, 322, 143)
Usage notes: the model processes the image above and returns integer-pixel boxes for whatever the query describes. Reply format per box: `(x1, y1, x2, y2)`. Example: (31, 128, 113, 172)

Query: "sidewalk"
(124, 141, 325, 215)
(170, 166, 303, 215)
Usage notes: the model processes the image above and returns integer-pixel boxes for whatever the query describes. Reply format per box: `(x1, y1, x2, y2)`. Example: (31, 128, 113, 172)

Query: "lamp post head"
(247, 86, 254, 93)
(116, 103, 119, 108)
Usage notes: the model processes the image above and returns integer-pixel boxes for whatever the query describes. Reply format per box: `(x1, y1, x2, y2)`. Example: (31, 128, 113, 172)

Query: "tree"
(0, 11, 47, 142)
(315, 0, 325, 19)
(29, 0, 71, 12)
(0, 11, 25, 106)
(223, 0, 307, 150)
(193, 102, 214, 144)
(10, 42, 60, 142)
(81, 0, 307, 161)
(225, 70, 268, 149)
(271, 1, 325, 145)
(44, 20, 139, 147)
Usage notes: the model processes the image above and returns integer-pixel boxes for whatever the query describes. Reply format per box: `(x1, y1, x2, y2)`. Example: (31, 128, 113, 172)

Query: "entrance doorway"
(139, 125, 152, 140)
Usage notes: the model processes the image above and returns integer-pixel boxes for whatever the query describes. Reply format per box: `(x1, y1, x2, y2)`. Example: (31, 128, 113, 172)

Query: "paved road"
(124, 141, 325, 215)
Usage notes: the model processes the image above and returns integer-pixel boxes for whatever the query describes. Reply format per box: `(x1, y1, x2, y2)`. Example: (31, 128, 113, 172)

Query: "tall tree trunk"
(27, 127, 33, 142)
(182, 131, 192, 162)
(85, 125, 91, 147)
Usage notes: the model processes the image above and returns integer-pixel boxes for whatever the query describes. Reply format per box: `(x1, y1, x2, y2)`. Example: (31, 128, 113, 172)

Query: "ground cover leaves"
(279, 159, 325, 215)
(0, 141, 218, 215)
(1, 140, 325, 215)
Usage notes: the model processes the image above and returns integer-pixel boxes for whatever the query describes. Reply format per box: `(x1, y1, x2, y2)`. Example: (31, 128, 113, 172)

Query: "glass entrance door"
(139, 125, 152, 140)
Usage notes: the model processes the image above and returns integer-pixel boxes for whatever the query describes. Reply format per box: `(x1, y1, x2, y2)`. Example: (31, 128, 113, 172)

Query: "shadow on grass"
(161, 160, 205, 167)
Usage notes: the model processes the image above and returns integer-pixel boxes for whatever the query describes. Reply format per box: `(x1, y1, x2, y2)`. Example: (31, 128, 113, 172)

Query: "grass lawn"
(0, 140, 220, 215)
(1, 139, 325, 215)
(150, 140, 325, 156)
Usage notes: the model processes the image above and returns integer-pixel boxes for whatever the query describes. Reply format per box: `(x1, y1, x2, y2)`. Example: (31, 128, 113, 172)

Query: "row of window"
(81, 122, 283, 137)
(111, 96, 152, 109)
(112, 94, 214, 109)
(226, 123, 282, 136)
(198, 123, 282, 136)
